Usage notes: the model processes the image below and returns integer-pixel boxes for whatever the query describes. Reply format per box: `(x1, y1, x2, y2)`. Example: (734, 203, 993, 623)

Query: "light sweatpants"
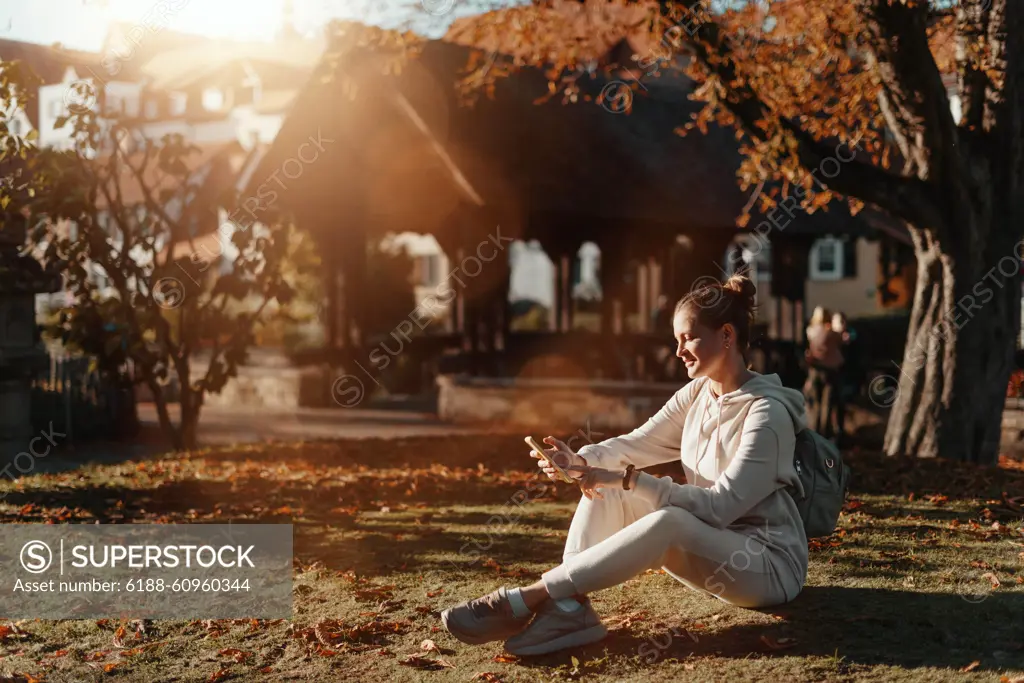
(541, 489, 802, 609)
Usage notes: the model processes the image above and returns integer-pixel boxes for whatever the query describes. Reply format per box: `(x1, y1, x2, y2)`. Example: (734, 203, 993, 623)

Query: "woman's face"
(673, 307, 729, 380)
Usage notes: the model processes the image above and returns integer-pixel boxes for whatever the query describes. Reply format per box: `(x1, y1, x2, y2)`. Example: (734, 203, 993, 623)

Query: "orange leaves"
(217, 648, 251, 663)
(290, 617, 412, 655)
(0, 624, 25, 641)
(481, 558, 532, 579)
(492, 653, 518, 663)
(208, 669, 231, 682)
(982, 572, 1001, 590)
(354, 585, 396, 602)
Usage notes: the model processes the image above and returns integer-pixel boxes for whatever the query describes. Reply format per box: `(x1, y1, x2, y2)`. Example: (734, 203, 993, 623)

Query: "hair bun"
(723, 274, 757, 312)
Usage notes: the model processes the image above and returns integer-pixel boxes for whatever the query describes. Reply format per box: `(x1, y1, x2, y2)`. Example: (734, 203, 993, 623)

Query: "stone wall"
(187, 360, 335, 410)
(436, 374, 678, 430)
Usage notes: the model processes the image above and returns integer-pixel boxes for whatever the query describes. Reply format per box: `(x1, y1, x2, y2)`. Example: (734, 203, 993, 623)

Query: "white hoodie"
(577, 372, 809, 585)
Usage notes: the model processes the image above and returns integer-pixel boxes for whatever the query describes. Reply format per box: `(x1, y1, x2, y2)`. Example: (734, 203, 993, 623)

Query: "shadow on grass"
(515, 587, 1024, 675)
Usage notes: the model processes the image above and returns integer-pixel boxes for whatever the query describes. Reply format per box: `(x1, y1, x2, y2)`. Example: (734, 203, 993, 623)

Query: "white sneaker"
(503, 597, 608, 656)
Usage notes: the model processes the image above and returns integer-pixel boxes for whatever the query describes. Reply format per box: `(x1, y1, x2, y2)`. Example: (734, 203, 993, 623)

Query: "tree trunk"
(179, 396, 201, 452)
(882, 223, 1020, 464)
(147, 379, 183, 451)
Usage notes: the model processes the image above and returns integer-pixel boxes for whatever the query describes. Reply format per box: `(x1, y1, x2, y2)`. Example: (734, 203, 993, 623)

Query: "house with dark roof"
(238, 13, 918, 378)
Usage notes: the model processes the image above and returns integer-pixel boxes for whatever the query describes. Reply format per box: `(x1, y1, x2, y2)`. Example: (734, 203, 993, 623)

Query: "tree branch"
(681, 15, 940, 230)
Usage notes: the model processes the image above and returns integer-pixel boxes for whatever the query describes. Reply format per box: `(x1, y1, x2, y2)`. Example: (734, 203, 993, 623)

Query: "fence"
(30, 354, 138, 445)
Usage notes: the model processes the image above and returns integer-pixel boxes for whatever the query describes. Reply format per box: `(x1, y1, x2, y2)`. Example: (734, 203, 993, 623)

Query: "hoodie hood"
(713, 372, 808, 435)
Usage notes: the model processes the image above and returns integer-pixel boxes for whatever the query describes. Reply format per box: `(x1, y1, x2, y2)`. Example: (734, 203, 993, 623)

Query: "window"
(748, 240, 771, 282)
(809, 236, 844, 281)
(169, 92, 187, 116)
(202, 88, 224, 111)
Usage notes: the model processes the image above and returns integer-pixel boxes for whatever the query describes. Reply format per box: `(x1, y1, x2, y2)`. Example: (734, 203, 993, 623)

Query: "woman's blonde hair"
(675, 274, 758, 355)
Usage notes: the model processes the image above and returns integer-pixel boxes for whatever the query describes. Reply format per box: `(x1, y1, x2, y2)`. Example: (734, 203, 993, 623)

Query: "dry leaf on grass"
(113, 625, 128, 648)
(218, 648, 251, 663)
(961, 660, 981, 672)
(760, 635, 798, 650)
(983, 572, 1002, 589)
(472, 673, 503, 682)
(492, 653, 518, 663)
(999, 675, 1024, 683)
(208, 668, 232, 682)
(420, 639, 438, 652)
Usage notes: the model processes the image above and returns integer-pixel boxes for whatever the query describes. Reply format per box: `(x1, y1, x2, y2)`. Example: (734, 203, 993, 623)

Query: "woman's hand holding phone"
(528, 436, 586, 484)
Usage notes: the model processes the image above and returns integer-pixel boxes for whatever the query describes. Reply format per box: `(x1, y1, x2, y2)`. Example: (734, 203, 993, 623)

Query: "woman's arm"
(576, 377, 706, 471)
(628, 398, 796, 528)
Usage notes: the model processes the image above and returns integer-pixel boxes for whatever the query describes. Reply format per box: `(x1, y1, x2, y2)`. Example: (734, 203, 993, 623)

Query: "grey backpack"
(787, 429, 851, 538)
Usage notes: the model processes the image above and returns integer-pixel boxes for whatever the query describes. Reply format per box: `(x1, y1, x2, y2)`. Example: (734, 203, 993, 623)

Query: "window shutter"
(842, 238, 858, 278)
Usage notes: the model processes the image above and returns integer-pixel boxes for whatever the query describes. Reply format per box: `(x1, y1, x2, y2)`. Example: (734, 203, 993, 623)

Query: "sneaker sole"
(505, 623, 609, 656)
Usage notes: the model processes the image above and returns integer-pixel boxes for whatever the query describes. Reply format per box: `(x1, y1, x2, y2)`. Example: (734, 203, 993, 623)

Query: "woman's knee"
(645, 506, 704, 540)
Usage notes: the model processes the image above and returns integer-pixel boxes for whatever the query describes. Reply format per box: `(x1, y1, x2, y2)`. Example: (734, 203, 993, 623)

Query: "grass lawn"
(1, 434, 1023, 682)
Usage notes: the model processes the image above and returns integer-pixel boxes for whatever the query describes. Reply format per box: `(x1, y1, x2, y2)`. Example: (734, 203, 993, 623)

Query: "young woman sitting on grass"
(441, 274, 809, 656)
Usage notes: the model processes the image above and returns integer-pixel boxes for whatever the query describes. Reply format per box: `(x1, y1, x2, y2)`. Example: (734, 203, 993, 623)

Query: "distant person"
(804, 306, 844, 442)
(831, 312, 860, 398)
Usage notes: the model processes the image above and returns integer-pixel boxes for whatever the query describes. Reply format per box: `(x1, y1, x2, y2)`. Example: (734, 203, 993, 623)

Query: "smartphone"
(525, 436, 575, 484)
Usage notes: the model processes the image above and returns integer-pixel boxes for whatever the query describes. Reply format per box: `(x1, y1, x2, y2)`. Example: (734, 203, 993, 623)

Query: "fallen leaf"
(492, 653, 518, 663)
(760, 635, 798, 650)
(983, 572, 1002, 589)
(50, 649, 69, 658)
(471, 673, 503, 682)
(113, 625, 127, 648)
(218, 648, 250, 663)
(426, 589, 444, 598)
(104, 663, 120, 672)
(420, 639, 438, 652)
(961, 660, 981, 672)
(259, 667, 273, 674)
(208, 668, 232, 682)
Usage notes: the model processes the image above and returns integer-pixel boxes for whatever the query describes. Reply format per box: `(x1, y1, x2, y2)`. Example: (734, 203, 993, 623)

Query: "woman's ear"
(721, 323, 735, 349)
